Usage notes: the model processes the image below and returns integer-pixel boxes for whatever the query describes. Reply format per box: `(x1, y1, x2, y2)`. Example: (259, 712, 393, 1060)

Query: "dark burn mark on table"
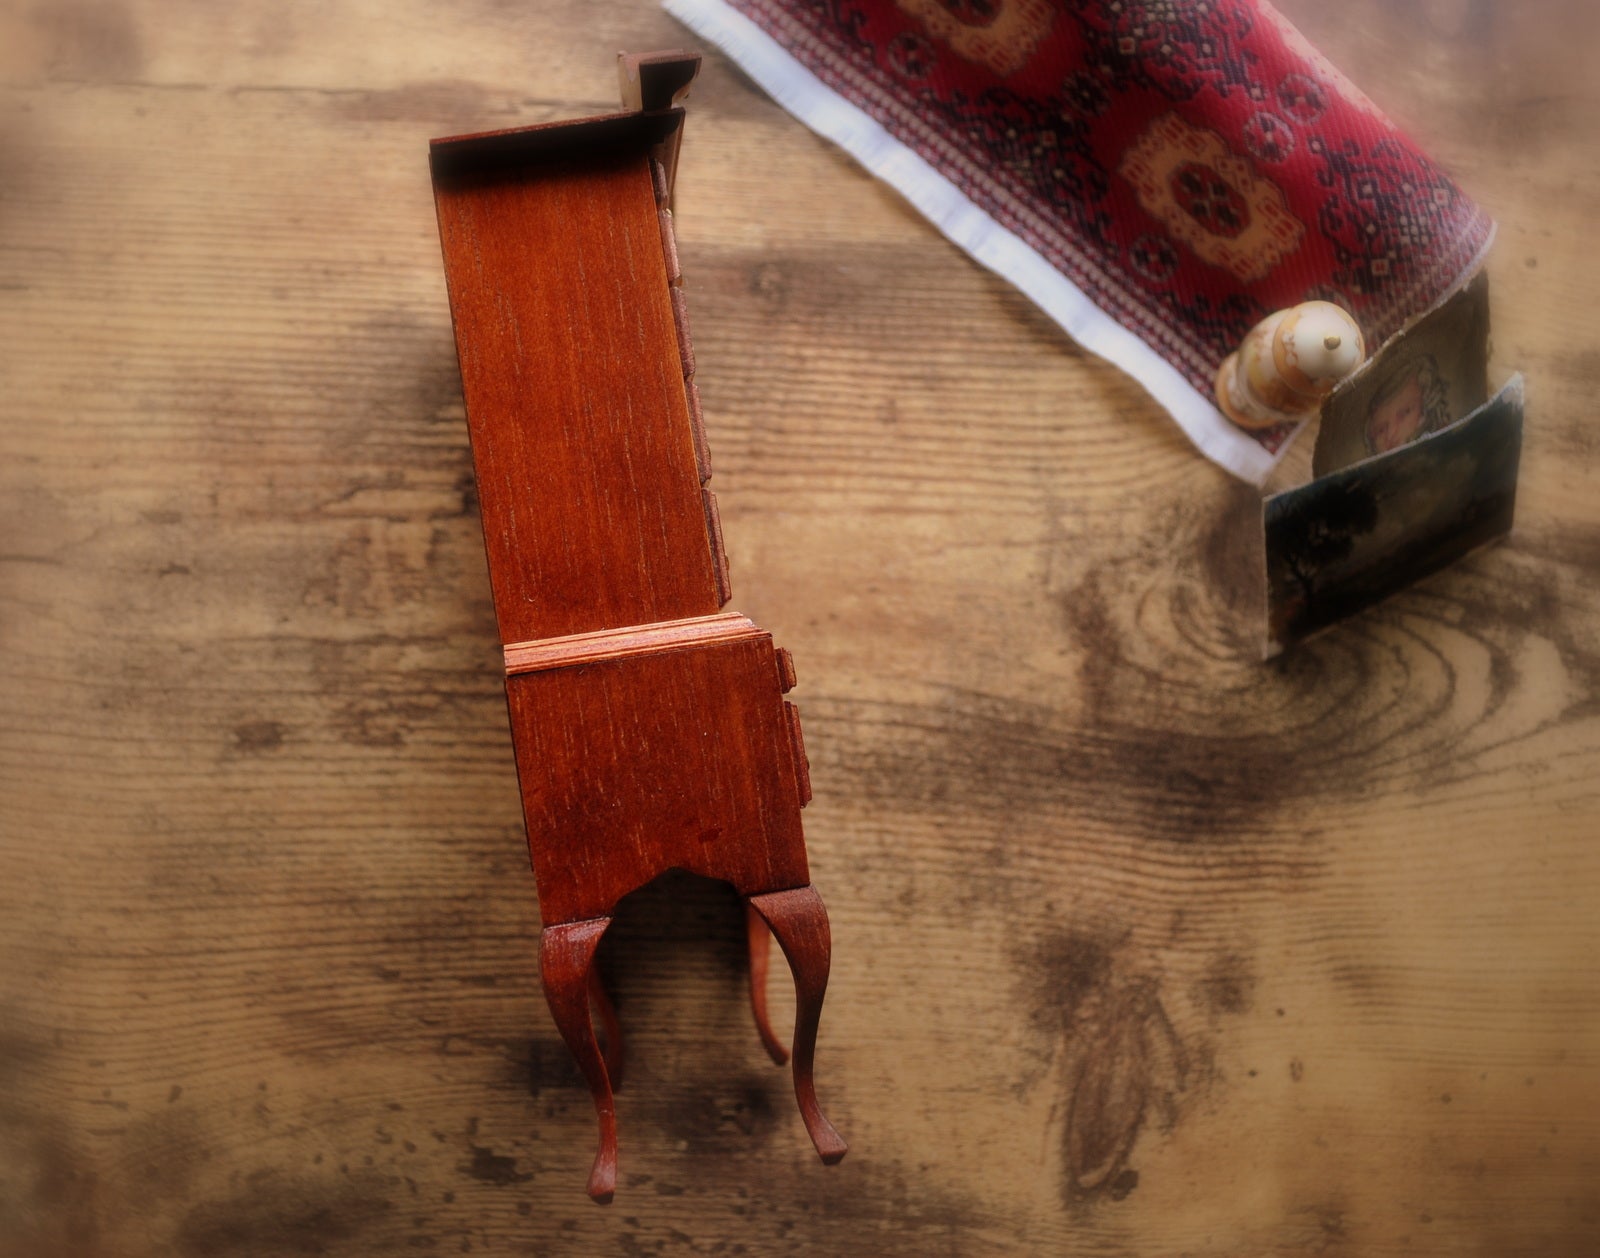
(1325, 956, 1409, 1012)
(329, 697, 439, 749)
(319, 311, 474, 489)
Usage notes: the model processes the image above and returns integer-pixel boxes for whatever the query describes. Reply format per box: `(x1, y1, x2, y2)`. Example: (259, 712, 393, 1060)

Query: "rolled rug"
(664, 0, 1493, 484)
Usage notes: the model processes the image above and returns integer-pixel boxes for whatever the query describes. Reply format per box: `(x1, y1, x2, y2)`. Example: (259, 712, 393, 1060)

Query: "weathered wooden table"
(3, 2, 1597, 1253)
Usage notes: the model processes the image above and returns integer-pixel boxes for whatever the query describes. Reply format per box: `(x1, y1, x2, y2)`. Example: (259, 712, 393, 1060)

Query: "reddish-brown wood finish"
(586, 965, 625, 1090)
(749, 887, 848, 1166)
(540, 918, 619, 1201)
(430, 53, 844, 1201)
(503, 635, 811, 925)
(746, 905, 789, 1066)
(433, 131, 718, 644)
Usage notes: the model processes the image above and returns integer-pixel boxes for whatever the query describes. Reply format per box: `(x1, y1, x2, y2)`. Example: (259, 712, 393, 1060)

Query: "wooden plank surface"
(2, 1, 1597, 1253)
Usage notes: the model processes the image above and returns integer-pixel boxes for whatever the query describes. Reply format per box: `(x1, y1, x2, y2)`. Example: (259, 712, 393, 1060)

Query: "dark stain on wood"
(0, 1032, 102, 1253)
(119, 1105, 211, 1208)
(1195, 952, 1256, 1017)
(176, 1171, 395, 1257)
(660, 1077, 782, 1154)
(232, 720, 286, 754)
(1309, 1200, 1348, 1244)
(839, 678, 1322, 846)
(326, 81, 513, 127)
(1444, 544, 1600, 704)
(1063, 1004, 1155, 1201)
(330, 695, 461, 750)
(1049, 496, 1344, 836)
(1038, 486, 1600, 842)
(524, 1037, 586, 1101)
(725, 1160, 997, 1256)
(1027, 931, 1115, 1032)
(0, 1025, 50, 1083)
(746, 259, 792, 308)
(458, 1147, 531, 1186)
(1516, 523, 1600, 594)
(1019, 929, 1196, 1207)
(6, 1126, 95, 1236)
(31, 0, 143, 81)
(1199, 476, 1271, 625)
(1104, 1168, 1140, 1202)
(319, 311, 473, 475)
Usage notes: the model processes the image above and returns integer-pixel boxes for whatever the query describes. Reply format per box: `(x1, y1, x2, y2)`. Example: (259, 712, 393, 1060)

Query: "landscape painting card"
(1265, 375, 1524, 654)
(1313, 270, 1492, 478)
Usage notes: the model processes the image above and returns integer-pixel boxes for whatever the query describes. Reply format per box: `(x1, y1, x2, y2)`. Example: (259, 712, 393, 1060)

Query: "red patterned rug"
(666, 0, 1493, 482)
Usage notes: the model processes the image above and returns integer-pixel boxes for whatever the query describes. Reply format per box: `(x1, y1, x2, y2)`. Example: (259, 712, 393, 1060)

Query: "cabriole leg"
(747, 886, 847, 1164)
(540, 917, 619, 1202)
(745, 902, 788, 1066)
(587, 965, 625, 1088)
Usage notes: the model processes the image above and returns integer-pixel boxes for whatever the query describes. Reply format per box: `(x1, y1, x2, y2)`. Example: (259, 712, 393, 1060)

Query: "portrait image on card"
(1313, 270, 1492, 478)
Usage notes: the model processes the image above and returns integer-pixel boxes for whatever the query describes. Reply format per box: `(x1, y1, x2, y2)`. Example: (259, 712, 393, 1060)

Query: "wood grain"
(1, 0, 1598, 1253)
(504, 635, 812, 924)
(431, 114, 721, 643)
(500, 611, 763, 676)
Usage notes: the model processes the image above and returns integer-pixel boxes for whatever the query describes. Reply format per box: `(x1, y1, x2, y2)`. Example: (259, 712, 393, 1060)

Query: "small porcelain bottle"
(1215, 301, 1365, 430)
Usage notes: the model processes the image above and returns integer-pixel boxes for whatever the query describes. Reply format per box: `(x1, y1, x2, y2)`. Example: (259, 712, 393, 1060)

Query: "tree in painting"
(1273, 479, 1379, 609)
